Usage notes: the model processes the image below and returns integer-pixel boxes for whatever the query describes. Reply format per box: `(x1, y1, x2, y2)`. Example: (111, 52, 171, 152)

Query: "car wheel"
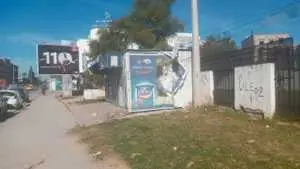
(0, 108, 4, 121)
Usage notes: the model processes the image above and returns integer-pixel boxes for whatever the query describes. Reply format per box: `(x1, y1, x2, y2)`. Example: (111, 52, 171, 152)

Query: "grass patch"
(75, 106, 300, 169)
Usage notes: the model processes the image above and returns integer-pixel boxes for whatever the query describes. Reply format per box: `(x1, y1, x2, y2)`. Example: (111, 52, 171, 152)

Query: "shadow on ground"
(0, 110, 21, 122)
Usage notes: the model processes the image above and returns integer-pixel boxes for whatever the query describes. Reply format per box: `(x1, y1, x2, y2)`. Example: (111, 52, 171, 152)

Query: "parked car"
(0, 95, 8, 118)
(0, 90, 24, 110)
(7, 84, 30, 103)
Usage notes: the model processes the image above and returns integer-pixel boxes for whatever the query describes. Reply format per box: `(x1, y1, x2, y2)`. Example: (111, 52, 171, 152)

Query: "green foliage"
(89, 0, 183, 57)
(154, 40, 172, 50)
(202, 35, 238, 57)
(124, 0, 184, 48)
(89, 40, 101, 59)
(78, 106, 300, 169)
(83, 71, 104, 89)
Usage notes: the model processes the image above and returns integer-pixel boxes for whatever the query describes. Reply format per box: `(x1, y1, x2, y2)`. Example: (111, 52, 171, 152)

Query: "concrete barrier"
(83, 89, 105, 100)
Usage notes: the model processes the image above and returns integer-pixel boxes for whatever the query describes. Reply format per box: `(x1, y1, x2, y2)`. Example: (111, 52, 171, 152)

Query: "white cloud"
(6, 33, 58, 45)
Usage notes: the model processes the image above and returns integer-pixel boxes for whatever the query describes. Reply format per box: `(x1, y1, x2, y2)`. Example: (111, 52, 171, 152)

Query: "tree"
(120, 0, 184, 49)
(90, 0, 183, 56)
(82, 71, 104, 89)
(201, 34, 237, 57)
(154, 40, 172, 50)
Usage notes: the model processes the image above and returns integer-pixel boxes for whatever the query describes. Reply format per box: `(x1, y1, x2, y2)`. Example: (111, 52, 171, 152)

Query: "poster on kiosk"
(128, 52, 189, 112)
(130, 55, 157, 110)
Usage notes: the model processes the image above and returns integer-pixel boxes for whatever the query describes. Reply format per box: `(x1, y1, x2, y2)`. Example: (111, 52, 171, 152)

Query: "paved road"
(28, 90, 41, 101)
(0, 94, 98, 169)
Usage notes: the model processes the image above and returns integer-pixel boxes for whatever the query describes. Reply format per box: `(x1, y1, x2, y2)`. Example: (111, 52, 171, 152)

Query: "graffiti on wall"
(235, 63, 276, 116)
(237, 68, 264, 105)
(200, 73, 209, 86)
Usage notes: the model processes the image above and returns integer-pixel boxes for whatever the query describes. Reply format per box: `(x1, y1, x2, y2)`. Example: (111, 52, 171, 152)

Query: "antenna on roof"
(92, 9, 112, 29)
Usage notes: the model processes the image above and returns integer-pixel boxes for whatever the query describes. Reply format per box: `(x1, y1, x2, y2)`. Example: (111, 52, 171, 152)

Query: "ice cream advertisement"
(130, 54, 187, 111)
(130, 55, 156, 109)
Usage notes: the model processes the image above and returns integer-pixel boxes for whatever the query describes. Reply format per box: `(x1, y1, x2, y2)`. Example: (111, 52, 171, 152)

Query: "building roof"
(167, 32, 204, 49)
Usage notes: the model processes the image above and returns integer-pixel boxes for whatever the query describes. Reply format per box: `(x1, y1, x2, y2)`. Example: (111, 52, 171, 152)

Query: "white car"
(0, 90, 24, 110)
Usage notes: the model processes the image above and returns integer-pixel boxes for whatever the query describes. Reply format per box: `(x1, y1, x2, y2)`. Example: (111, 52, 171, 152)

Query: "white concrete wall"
(62, 75, 72, 91)
(235, 63, 276, 118)
(49, 79, 56, 91)
(77, 39, 90, 73)
(200, 71, 214, 105)
(173, 51, 193, 107)
(83, 89, 105, 100)
(62, 75, 72, 97)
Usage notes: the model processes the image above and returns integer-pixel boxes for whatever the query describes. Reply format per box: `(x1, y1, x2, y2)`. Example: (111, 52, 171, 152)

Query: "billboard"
(37, 44, 79, 74)
(130, 55, 157, 109)
(129, 54, 187, 111)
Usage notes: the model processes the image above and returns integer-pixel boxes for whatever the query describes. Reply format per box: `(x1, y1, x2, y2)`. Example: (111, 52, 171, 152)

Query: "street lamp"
(191, 0, 202, 106)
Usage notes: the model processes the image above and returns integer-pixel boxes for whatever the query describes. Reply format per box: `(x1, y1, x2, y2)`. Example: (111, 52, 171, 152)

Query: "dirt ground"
(58, 96, 129, 126)
(0, 93, 130, 169)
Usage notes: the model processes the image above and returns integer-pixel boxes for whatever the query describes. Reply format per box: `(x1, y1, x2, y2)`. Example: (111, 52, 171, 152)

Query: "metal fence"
(201, 42, 300, 114)
(271, 45, 300, 114)
(213, 70, 234, 107)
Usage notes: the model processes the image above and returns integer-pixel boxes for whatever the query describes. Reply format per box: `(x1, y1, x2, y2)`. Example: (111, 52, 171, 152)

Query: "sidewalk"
(59, 96, 129, 126)
(0, 94, 101, 169)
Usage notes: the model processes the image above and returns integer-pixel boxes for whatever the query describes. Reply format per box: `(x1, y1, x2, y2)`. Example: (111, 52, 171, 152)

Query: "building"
(241, 34, 292, 63)
(89, 27, 102, 41)
(166, 32, 203, 50)
(0, 58, 18, 87)
(127, 42, 140, 50)
(76, 39, 91, 73)
(241, 33, 291, 48)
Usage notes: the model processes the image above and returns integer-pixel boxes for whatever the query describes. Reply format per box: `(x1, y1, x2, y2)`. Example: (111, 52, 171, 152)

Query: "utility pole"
(191, 0, 202, 106)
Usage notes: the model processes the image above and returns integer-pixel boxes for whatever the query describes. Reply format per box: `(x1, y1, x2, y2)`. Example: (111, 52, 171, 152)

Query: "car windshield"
(7, 89, 25, 96)
(0, 92, 16, 98)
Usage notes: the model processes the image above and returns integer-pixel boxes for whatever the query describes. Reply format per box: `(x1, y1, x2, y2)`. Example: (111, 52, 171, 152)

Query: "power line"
(206, 1, 300, 37)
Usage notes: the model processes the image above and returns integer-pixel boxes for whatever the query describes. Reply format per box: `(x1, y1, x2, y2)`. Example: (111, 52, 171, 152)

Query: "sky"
(0, 0, 300, 74)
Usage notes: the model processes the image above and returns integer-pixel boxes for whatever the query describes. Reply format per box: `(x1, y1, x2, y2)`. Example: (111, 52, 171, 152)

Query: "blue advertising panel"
(129, 53, 188, 112)
(130, 55, 156, 110)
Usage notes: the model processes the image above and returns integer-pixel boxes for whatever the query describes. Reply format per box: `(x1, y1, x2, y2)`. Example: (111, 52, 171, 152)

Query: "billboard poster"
(129, 54, 187, 111)
(155, 55, 186, 107)
(37, 44, 79, 74)
(130, 55, 156, 109)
